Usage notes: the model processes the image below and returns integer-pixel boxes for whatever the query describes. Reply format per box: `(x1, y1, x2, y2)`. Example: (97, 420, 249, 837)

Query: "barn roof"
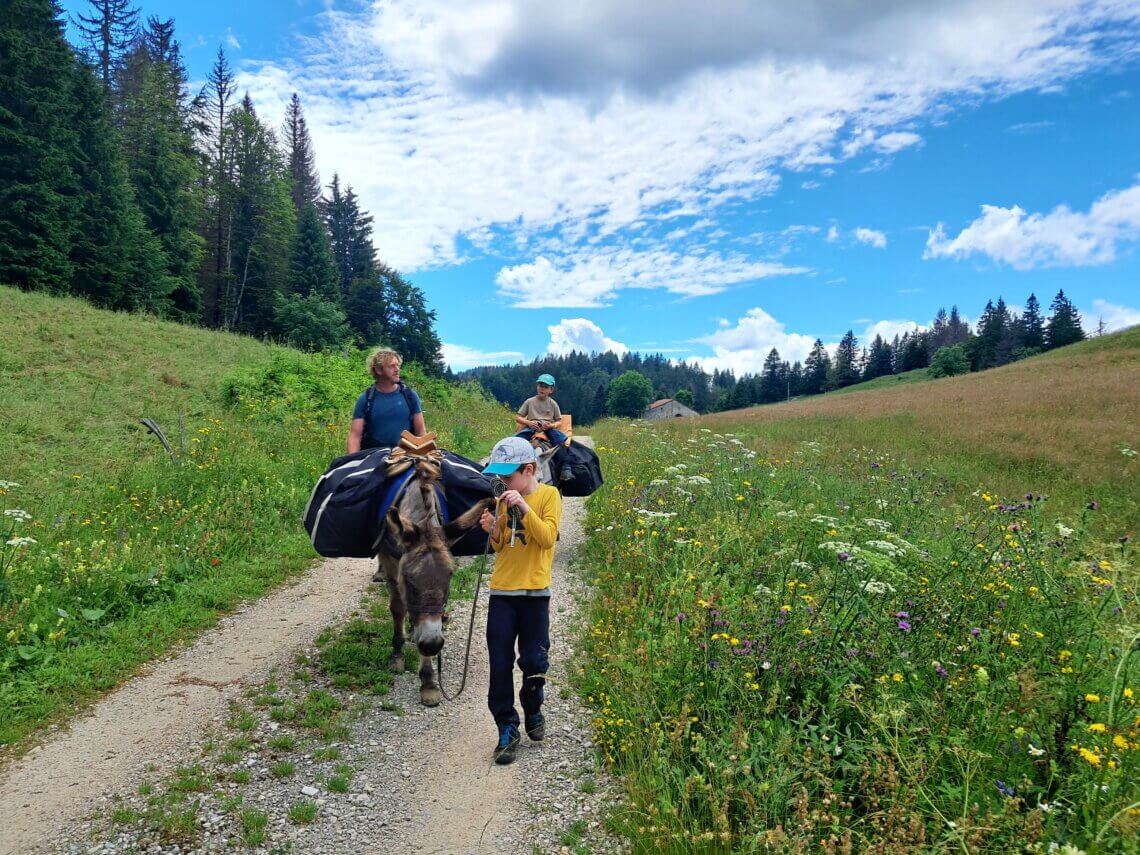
(648, 398, 673, 409)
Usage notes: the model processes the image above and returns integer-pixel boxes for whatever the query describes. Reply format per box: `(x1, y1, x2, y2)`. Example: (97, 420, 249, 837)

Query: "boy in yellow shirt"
(479, 436, 563, 764)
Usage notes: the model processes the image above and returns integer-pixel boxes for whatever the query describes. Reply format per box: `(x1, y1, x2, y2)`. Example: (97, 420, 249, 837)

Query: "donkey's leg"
(418, 653, 440, 707)
(381, 557, 406, 674)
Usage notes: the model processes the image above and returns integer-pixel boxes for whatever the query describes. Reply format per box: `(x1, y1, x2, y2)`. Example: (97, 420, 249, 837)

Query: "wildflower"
(1055, 523, 1074, 538)
(837, 551, 850, 562)
(3, 509, 31, 522)
(892, 673, 903, 683)
(933, 662, 949, 678)
(970, 627, 981, 638)
(860, 579, 896, 595)
(674, 612, 687, 623)
(1085, 693, 1100, 703)
(1028, 744, 1046, 757)
(995, 780, 1015, 798)
(1087, 501, 1099, 510)
(1087, 723, 1106, 733)
(1078, 747, 1101, 766)
(5, 536, 36, 548)
(897, 620, 912, 632)
(1124, 688, 1134, 699)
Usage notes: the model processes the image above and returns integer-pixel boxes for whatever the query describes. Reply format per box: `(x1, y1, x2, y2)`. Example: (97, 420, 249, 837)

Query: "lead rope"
(436, 497, 500, 701)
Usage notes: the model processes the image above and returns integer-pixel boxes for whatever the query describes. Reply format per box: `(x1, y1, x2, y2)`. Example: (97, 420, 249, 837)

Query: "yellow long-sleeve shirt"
(489, 484, 562, 591)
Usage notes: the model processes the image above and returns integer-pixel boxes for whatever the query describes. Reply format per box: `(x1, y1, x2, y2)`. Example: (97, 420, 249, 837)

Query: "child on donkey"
(514, 373, 574, 484)
(479, 436, 563, 764)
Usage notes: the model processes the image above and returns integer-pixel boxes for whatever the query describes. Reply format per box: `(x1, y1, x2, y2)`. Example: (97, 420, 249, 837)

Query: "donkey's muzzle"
(412, 616, 445, 656)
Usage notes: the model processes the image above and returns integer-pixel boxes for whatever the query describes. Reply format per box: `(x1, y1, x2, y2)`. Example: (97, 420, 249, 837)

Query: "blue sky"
(63, 0, 1140, 373)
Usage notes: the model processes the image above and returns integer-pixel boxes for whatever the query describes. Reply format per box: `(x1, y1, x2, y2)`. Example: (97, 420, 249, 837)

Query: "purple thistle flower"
(675, 612, 688, 622)
(970, 627, 981, 637)
(1087, 501, 1099, 511)
(934, 664, 949, 678)
(837, 551, 850, 562)
(897, 620, 912, 632)
(896, 611, 909, 619)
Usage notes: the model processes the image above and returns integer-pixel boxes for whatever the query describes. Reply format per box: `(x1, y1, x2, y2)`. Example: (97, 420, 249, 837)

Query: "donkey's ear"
(386, 507, 419, 547)
(442, 497, 493, 546)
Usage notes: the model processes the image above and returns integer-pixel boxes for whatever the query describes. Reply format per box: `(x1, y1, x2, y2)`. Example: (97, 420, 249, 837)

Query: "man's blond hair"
(367, 348, 402, 379)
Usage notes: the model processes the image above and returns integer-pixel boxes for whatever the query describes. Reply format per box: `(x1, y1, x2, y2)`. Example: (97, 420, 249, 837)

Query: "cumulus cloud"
(854, 227, 888, 248)
(441, 342, 524, 371)
(546, 318, 629, 355)
(863, 319, 922, 342)
(1088, 299, 1140, 332)
(233, 1, 1139, 273)
(495, 249, 807, 309)
(924, 180, 1140, 269)
(691, 307, 822, 374)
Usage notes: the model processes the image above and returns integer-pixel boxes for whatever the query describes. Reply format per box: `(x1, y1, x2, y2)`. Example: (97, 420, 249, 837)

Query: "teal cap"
(483, 436, 538, 476)
(536, 373, 556, 386)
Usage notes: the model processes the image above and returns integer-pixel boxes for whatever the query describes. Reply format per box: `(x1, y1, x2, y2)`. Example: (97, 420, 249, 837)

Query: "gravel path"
(11, 441, 626, 855)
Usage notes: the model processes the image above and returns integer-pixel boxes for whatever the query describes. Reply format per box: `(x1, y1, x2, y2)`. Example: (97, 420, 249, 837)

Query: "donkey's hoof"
(420, 687, 441, 707)
(388, 653, 405, 674)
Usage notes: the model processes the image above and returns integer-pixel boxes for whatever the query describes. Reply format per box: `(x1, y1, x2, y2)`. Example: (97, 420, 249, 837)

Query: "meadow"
(0, 286, 508, 747)
(579, 331, 1138, 853)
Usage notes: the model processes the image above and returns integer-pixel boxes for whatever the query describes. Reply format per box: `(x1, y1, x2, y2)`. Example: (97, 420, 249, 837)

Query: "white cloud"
(863, 319, 922, 342)
(853, 227, 888, 248)
(924, 180, 1140, 269)
(692, 307, 822, 374)
(1006, 120, 1055, 133)
(234, 1, 1140, 272)
(826, 225, 840, 243)
(225, 27, 241, 50)
(441, 342, 524, 371)
(546, 318, 629, 355)
(1089, 299, 1140, 332)
(495, 249, 807, 309)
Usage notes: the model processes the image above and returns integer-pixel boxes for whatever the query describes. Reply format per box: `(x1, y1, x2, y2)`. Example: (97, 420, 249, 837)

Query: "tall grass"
(579, 420, 1137, 852)
(0, 287, 511, 746)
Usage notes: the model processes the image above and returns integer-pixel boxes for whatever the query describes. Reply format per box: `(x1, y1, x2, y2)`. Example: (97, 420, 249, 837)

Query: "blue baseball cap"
(484, 436, 538, 476)
(536, 373, 556, 386)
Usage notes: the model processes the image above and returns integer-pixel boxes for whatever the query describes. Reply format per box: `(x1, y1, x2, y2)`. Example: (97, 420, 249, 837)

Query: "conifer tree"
(0, 0, 81, 292)
(1021, 293, 1045, 351)
(1046, 289, 1085, 349)
(201, 46, 234, 327)
(802, 339, 830, 395)
(73, 0, 138, 99)
(283, 94, 321, 213)
(381, 265, 444, 372)
(69, 60, 166, 310)
(864, 334, 893, 380)
(289, 202, 337, 299)
(827, 331, 860, 390)
(758, 348, 784, 402)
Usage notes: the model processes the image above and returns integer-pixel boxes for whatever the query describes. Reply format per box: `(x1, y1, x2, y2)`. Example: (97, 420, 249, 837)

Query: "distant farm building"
(643, 398, 699, 420)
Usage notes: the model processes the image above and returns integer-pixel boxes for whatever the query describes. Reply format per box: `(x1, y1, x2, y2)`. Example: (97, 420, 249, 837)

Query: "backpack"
(302, 447, 495, 559)
(556, 441, 604, 497)
(360, 382, 419, 450)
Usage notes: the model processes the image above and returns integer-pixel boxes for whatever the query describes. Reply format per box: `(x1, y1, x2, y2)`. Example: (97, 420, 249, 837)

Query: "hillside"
(0, 286, 509, 745)
(696, 325, 1140, 535)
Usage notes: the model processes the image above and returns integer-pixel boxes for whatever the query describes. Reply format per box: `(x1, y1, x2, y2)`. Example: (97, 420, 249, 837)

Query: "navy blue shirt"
(352, 385, 423, 448)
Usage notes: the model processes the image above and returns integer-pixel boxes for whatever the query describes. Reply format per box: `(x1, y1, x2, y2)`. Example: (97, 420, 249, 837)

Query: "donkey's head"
(385, 496, 492, 657)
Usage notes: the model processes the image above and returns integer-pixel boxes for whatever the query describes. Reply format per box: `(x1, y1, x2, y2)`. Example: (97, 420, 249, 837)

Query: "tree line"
(461, 289, 1091, 421)
(0, 0, 443, 368)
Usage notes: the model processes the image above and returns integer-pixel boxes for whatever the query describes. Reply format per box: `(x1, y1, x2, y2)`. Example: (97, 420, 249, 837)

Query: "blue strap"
(435, 485, 450, 523)
(377, 467, 418, 523)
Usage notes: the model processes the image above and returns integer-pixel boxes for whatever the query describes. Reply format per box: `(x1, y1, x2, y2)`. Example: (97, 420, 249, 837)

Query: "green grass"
(239, 808, 269, 846)
(580, 414, 1139, 852)
(0, 285, 509, 747)
(270, 760, 296, 779)
(287, 800, 319, 824)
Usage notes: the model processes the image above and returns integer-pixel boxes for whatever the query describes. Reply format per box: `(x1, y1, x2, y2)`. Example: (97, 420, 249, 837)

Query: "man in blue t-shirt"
(346, 349, 426, 452)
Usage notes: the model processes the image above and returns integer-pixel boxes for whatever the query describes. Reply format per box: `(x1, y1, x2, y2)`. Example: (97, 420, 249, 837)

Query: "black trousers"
(486, 595, 550, 727)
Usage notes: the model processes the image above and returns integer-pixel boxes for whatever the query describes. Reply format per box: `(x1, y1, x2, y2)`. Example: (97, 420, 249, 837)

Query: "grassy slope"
(0, 286, 510, 747)
(697, 327, 1140, 535)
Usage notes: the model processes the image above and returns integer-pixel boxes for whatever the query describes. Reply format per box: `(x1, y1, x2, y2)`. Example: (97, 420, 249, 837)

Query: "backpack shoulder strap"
(363, 386, 376, 420)
(397, 382, 418, 426)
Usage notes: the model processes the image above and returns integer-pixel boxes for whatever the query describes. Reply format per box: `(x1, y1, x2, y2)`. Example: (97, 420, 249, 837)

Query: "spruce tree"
(864, 334, 893, 380)
(802, 339, 830, 395)
(69, 61, 166, 310)
(284, 94, 321, 213)
(0, 0, 81, 292)
(289, 203, 337, 299)
(1046, 289, 1086, 349)
(117, 18, 204, 319)
(201, 46, 234, 327)
(758, 348, 783, 403)
(827, 331, 860, 390)
(1021, 293, 1045, 350)
(73, 0, 138, 99)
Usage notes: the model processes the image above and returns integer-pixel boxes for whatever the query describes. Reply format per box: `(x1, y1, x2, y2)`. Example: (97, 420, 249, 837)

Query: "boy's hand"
(479, 508, 499, 536)
(500, 490, 531, 517)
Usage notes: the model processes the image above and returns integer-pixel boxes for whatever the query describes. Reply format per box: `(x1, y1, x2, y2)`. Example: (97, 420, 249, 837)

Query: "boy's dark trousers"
(486, 595, 550, 727)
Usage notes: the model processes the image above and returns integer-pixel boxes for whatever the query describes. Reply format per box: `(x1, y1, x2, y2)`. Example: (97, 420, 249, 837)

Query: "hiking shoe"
(494, 723, 520, 765)
(525, 712, 546, 741)
(559, 466, 573, 483)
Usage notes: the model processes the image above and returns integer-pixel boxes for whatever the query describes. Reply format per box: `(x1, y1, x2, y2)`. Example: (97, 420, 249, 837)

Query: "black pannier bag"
(302, 447, 495, 559)
(557, 440, 603, 497)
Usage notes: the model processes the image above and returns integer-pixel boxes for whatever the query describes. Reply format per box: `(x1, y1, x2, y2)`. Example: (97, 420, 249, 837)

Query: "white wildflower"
(649, 479, 669, 487)
(790, 559, 813, 571)
(761, 661, 772, 670)
(685, 475, 711, 486)
(3, 509, 31, 522)
(0, 481, 20, 490)
(863, 518, 892, 532)
(865, 539, 904, 557)
(1121, 446, 1137, 458)
(753, 584, 775, 597)
(860, 579, 896, 596)
(775, 510, 798, 519)
(5, 536, 36, 548)
(1028, 744, 1046, 757)
(1055, 522, 1074, 538)
(636, 510, 677, 520)
(811, 514, 841, 527)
